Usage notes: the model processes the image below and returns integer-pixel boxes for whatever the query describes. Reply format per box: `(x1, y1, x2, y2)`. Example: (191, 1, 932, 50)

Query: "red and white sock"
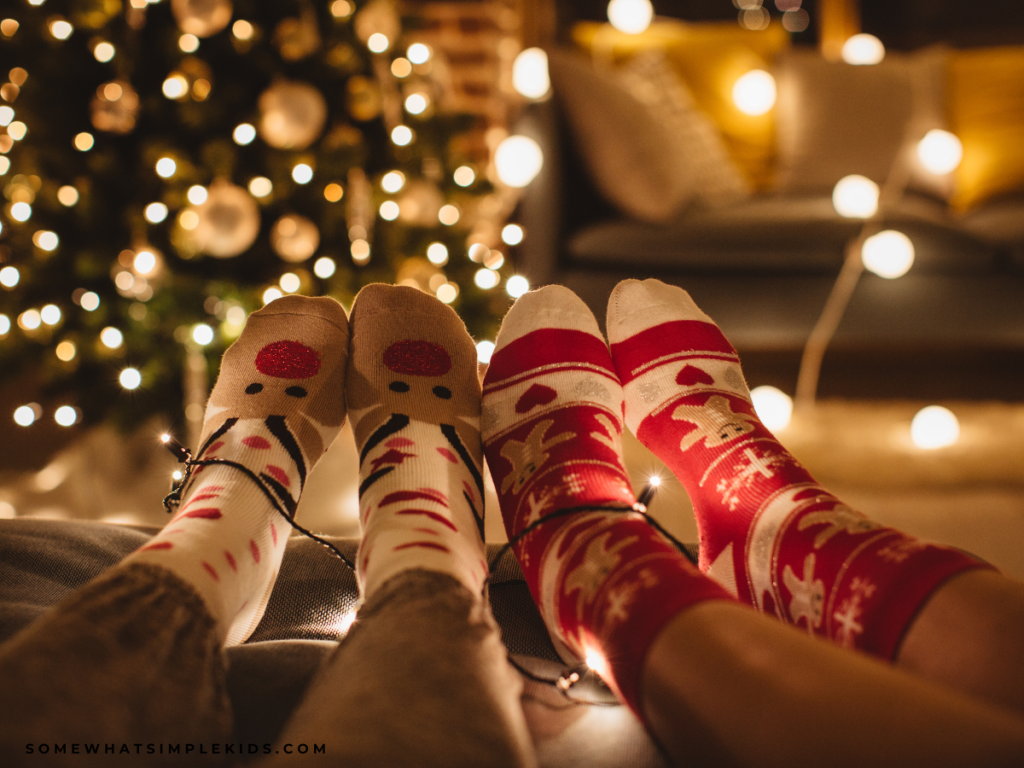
(482, 285, 734, 712)
(346, 285, 487, 600)
(127, 296, 350, 646)
(607, 278, 992, 658)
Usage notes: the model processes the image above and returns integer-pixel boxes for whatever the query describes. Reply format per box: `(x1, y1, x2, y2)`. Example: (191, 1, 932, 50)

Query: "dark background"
(560, 1, 1024, 49)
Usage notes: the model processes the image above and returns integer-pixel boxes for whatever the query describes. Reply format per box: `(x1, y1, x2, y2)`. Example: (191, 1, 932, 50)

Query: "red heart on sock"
(676, 365, 714, 386)
(515, 383, 558, 413)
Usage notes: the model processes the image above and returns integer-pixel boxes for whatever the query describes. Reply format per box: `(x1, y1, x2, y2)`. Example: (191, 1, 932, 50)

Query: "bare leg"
(897, 569, 1024, 716)
(642, 601, 1024, 768)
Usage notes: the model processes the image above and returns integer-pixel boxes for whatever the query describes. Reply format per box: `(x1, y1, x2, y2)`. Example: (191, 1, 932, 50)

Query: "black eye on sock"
(285, 386, 307, 398)
(432, 386, 452, 400)
(390, 381, 410, 393)
(246, 383, 264, 394)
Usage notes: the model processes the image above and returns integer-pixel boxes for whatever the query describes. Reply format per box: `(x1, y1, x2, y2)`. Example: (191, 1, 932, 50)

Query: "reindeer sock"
(346, 284, 487, 600)
(127, 296, 349, 646)
(482, 285, 733, 713)
(607, 278, 992, 658)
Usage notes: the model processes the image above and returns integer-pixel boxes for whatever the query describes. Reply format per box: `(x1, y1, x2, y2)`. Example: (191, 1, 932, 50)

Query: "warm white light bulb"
(842, 34, 885, 66)
(379, 200, 400, 221)
(407, 43, 430, 64)
(120, 368, 142, 390)
(292, 163, 313, 184)
(155, 157, 177, 178)
(917, 129, 963, 175)
(40, 304, 61, 325)
(391, 125, 413, 146)
(476, 340, 495, 364)
(494, 135, 544, 188)
(502, 224, 524, 246)
(453, 166, 475, 187)
(512, 48, 550, 99)
(314, 257, 336, 278)
(910, 406, 959, 449)
(233, 123, 256, 145)
(94, 42, 115, 62)
(101, 327, 123, 348)
(263, 287, 283, 305)
(506, 275, 529, 298)
(144, 202, 168, 223)
(187, 185, 208, 205)
(279, 273, 301, 293)
(54, 405, 77, 426)
(367, 33, 389, 53)
(192, 323, 214, 345)
(861, 230, 914, 279)
(134, 250, 156, 274)
(381, 171, 406, 193)
(750, 386, 793, 431)
(427, 242, 448, 266)
(474, 268, 500, 290)
(832, 175, 879, 219)
(14, 405, 36, 427)
(405, 93, 427, 115)
(607, 0, 653, 34)
(732, 70, 777, 116)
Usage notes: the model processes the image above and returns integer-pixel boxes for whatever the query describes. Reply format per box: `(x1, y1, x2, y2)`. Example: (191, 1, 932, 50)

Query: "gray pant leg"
(265, 569, 538, 768)
(0, 563, 232, 765)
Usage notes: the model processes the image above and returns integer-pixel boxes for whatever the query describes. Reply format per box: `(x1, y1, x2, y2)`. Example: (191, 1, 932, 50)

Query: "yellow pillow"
(572, 21, 790, 191)
(949, 46, 1024, 210)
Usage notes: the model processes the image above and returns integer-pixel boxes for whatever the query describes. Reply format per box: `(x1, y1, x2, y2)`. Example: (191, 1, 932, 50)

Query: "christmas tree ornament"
(190, 179, 261, 259)
(273, 5, 321, 62)
(271, 214, 320, 263)
(353, 0, 401, 48)
(346, 76, 382, 122)
(90, 80, 139, 134)
(396, 180, 444, 227)
(258, 80, 328, 150)
(171, 0, 233, 38)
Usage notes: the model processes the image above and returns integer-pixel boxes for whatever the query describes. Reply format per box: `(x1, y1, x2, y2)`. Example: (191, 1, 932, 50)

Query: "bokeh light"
(861, 230, 914, 278)
(750, 386, 793, 431)
(842, 34, 885, 66)
(832, 175, 879, 219)
(606, 0, 653, 34)
(732, 70, 776, 116)
(494, 135, 544, 188)
(512, 48, 550, 99)
(910, 406, 960, 449)
(917, 129, 963, 175)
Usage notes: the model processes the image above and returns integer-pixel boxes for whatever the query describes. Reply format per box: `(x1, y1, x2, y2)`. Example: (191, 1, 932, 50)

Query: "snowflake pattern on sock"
(607, 279, 992, 659)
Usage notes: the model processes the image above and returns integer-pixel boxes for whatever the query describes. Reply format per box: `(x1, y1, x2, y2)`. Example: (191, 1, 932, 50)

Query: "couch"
(0, 518, 684, 766)
(513, 24, 1024, 401)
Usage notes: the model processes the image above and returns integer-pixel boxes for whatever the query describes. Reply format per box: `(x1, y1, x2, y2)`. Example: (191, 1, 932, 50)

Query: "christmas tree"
(0, 0, 531, 446)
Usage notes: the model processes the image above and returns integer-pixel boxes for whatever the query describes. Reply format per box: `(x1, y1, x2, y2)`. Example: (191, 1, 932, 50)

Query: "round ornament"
(396, 180, 444, 227)
(271, 215, 320, 262)
(90, 80, 139, 134)
(191, 179, 261, 258)
(346, 76, 381, 122)
(258, 80, 328, 150)
(171, 0, 233, 38)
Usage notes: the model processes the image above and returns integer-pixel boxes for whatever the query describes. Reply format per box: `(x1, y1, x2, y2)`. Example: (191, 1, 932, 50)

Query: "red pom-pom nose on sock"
(607, 278, 993, 660)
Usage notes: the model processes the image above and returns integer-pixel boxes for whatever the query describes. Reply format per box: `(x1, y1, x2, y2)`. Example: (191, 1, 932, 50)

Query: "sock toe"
(493, 285, 604, 352)
(607, 279, 712, 346)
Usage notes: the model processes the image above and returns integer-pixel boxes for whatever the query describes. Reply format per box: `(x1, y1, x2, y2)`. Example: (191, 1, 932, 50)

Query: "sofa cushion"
(615, 51, 751, 209)
(773, 49, 949, 196)
(547, 49, 696, 223)
(949, 46, 1024, 210)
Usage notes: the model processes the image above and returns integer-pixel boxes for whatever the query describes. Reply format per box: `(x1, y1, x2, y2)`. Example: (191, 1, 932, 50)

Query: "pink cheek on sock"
(437, 447, 458, 464)
(206, 441, 225, 455)
(139, 541, 173, 552)
(265, 465, 290, 487)
(385, 437, 416, 448)
(412, 527, 440, 536)
(242, 436, 272, 450)
(225, 550, 237, 572)
(271, 523, 278, 547)
(202, 561, 220, 581)
(250, 539, 261, 564)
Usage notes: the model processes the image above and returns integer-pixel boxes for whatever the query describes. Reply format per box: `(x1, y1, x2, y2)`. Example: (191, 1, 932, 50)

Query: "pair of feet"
(130, 280, 985, 716)
(481, 279, 987, 712)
